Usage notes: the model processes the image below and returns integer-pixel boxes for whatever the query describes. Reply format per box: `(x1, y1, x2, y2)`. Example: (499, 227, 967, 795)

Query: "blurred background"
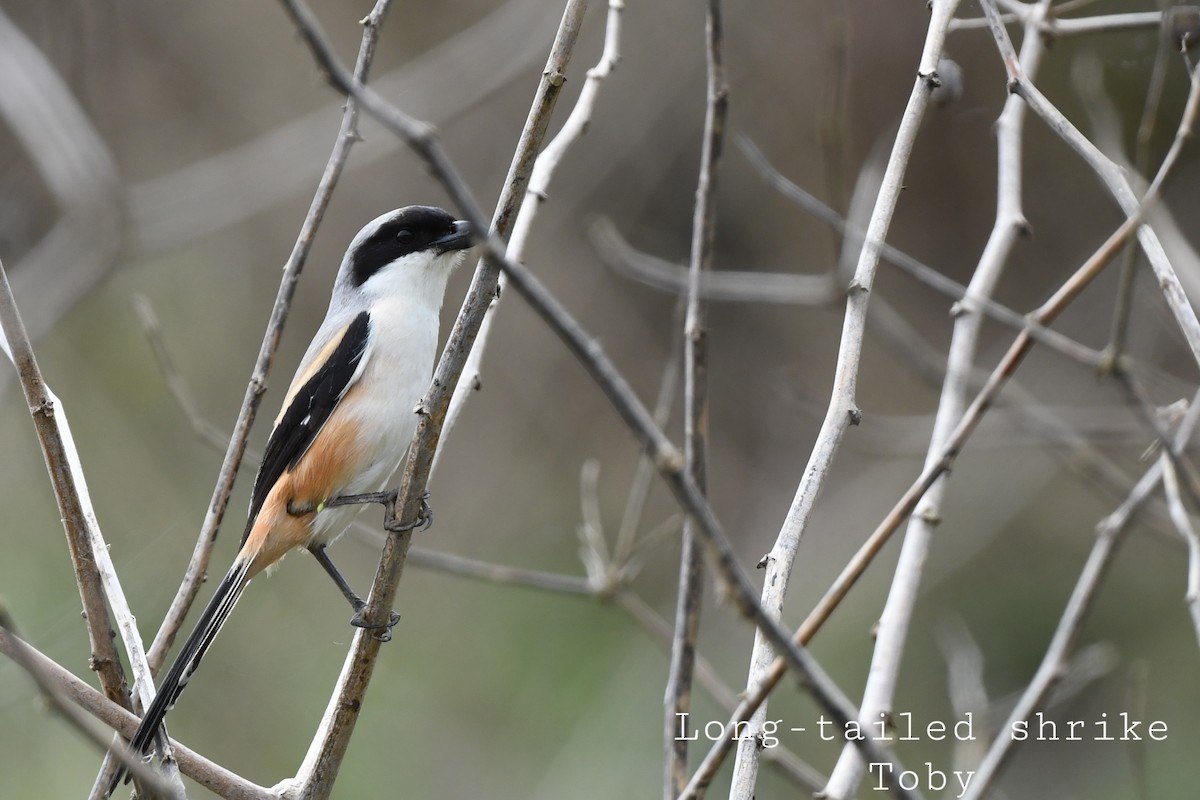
(2, 0, 1199, 797)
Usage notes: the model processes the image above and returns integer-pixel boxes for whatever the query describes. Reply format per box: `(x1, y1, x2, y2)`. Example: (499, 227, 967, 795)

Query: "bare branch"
(980, 0, 1200, 372)
(0, 615, 180, 800)
(825, 2, 1054, 794)
(144, 0, 394, 678)
(0, 258, 186, 793)
(133, 295, 242, 458)
(950, 9, 1163, 35)
(1159, 455, 1200, 646)
(0, 626, 274, 800)
(436, 0, 626, 474)
(959, 388, 1200, 800)
(726, 1, 962, 793)
(589, 215, 838, 305)
(681, 48, 1200, 794)
(665, 0, 724, 791)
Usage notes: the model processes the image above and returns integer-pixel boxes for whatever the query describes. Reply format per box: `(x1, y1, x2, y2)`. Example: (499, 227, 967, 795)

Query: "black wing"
(243, 311, 371, 543)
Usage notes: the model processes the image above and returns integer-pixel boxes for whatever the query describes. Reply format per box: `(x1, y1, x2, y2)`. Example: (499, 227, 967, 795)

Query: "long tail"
(108, 559, 253, 793)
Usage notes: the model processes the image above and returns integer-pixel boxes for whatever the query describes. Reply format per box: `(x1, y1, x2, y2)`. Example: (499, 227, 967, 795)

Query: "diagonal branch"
(980, 0, 1200, 373)
(0, 257, 185, 796)
(958, 386, 1200, 800)
(680, 50, 1200, 795)
(823, 2, 1055, 795)
(0, 625, 274, 800)
(727, 0, 962, 793)
(145, 0, 395, 675)
(0, 614, 179, 800)
(278, 1, 587, 794)
(436, 0, 626, 474)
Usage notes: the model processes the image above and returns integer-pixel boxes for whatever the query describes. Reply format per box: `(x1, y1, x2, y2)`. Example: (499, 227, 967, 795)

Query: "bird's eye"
(395, 229, 414, 245)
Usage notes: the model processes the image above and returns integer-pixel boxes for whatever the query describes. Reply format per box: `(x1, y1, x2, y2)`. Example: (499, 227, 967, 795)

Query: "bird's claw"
(350, 608, 402, 642)
(385, 491, 432, 533)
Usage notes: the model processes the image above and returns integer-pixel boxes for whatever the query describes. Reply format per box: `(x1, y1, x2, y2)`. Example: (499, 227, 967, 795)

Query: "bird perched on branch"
(109, 205, 474, 792)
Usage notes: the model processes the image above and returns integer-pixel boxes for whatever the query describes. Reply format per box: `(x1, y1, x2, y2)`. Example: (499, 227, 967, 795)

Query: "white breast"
(306, 299, 441, 547)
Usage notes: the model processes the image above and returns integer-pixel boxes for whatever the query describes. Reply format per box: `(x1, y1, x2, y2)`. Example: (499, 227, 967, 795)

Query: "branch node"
(847, 406, 863, 426)
(544, 69, 567, 87)
(654, 446, 685, 475)
(30, 396, 54, 418)
(918, 506, 942, 526)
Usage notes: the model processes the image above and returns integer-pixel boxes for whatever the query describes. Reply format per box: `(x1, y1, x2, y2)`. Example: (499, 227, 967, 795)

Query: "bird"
(110, 205, 474, 791)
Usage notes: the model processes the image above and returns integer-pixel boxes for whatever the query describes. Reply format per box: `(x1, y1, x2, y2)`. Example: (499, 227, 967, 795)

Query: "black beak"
(432, 219, 473, 254)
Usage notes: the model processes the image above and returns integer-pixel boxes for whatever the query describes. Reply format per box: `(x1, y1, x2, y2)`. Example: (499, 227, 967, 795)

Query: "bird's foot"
(350, 605, 402, 642)
(384, 491, 432, 533)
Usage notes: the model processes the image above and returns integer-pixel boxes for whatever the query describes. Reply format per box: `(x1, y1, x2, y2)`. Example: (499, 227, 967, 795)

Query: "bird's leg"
(323, 489, 433, 532)
(307, 544, 366, 612)
(307, 544, 401, 641)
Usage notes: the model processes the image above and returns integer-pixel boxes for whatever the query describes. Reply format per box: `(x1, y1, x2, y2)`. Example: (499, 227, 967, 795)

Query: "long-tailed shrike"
(112, 205, 473, 787)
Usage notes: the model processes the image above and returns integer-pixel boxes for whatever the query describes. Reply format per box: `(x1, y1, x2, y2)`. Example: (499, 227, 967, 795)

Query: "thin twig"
(407, 544, 594, 595)
(0, 616, 179, 800)
(614, 297, 686, 570)
(980, 0, 1200, 373)
(0, 626, 275, 800)
(681, 49, 1200, 793)
(949, 9, 1163, 35)
(589, 216, 839, 305)
(436, 0, 625, 474)
(824, 3, 1053, 794)
(726, 2, 962, 794)
(1159, 455, 1200, 645)
(1105, 11, 1174, 362)
(133, 294, 245, 458)
(144, 0, 393, 675)
(665, 0, 723, 792)
(959, 390, 1200, 800)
